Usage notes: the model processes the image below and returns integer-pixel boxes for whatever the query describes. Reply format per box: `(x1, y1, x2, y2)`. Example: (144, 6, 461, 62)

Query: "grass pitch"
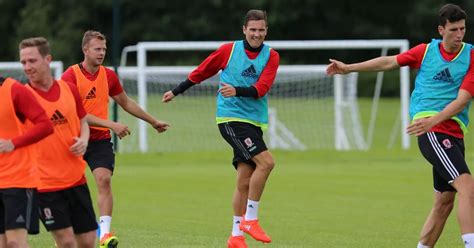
(29, 148, 471, 247)
(28, 97, 474, 247)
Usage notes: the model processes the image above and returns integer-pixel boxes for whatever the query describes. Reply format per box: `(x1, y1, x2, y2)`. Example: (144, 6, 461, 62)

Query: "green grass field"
(28, 97, 474, 247)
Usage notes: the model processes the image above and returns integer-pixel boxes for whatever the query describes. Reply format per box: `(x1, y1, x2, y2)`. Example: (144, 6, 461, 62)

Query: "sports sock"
(99, 215, 112, 239)
(244, 199, 259, 221)
(232, 216, 244, 236)
(417, 241, 430, 248)
(462, 233, 474, 248)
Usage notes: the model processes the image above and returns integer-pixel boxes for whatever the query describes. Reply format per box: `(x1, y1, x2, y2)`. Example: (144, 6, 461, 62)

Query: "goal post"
(119, 40, 410, 153)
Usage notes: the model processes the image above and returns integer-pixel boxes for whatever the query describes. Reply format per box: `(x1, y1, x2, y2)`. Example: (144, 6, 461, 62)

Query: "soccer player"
(0, 76, 53, 248)
(162, 9, 279, 248)
(20, 37, 97, 248)
(327, 4, 474, 248)
(61, 30, 169, 247)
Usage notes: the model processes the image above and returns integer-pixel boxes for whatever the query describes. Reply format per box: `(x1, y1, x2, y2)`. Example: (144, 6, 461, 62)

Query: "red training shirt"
(396, 43, 474, 138)
(188, 42, 280, 98)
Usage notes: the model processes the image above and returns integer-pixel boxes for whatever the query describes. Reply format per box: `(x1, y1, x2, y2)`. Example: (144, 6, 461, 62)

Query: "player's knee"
(257, 159, 275, 173)
(96, 174, 112, 188)
(6, 240, 24, 248)
(56, 237, 76, 248)
(433, 197, 454, 216)
(237, 179, 250, 192)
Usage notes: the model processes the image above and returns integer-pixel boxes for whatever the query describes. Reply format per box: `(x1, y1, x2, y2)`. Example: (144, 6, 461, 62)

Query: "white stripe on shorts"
(427, 132, 459, 179)
(224, 123, 252, 160)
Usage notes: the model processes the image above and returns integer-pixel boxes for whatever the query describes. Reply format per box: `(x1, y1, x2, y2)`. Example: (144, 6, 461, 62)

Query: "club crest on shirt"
(442, 139, 453, 149)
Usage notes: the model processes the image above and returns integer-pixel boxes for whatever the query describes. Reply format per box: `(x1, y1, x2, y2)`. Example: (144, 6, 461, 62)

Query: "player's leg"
(51, 227, 76, 248)
(452, 175, 474, 246)
(418, 132, 474, 247)
(248, 150, 274, 203)
(75, 230, 97, 248)
(83, 139, 116, 243)
(38, 190, 77, 248)
(69, 184, 98, 248)
(228, 162, 254, 248)
(418, 190, 455, 247)
(2, 188, 36, 248)
(91, 168, 113, 232)
(222, 122, 273, 243)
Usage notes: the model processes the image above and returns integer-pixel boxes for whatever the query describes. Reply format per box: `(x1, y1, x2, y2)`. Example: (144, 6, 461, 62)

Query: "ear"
(438, 25, 444, 36)
(45, 54, 52, 63)
(242, 25, 246, 35)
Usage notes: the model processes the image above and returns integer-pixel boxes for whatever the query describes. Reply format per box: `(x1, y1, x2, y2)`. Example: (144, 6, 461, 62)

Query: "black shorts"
(418, 132, 470, 192)
(84, 139, 115, 173)
(38, 184, 97, 234)
(0, 188, 39, 234)
(218, 122, 268, 169)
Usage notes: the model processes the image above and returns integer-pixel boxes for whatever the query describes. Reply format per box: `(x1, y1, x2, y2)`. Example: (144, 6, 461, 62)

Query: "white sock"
(231, 216, 244, 237)
(462, 233, 474, 248)
(99, 215, 112, 239)
(417, 241, 430, 248)
(244, 199, 259, 221)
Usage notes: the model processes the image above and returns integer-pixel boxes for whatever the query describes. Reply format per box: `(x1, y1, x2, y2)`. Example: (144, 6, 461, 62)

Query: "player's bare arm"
(86, 113, 131, 139)
(407, 89, 472, 136)
(327, 56, 400, 76)
(113, 91, 170, 133)
(70, 116, 89, 156)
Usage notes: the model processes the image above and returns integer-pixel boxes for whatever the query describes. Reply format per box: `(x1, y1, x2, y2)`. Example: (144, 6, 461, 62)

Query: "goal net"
(117, 40, 410, 153)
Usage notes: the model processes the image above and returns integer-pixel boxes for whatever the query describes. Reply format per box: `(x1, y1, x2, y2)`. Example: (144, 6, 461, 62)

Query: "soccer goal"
(118, 40, 410, 153)
(0, 61, 64, 82)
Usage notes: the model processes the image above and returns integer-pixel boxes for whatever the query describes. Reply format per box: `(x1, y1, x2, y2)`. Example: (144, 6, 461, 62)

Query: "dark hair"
(244, 9, 267, 27)
(82, 30, 106, 48)
(19, 37, 50, 57)
(438, 4, 467, 26)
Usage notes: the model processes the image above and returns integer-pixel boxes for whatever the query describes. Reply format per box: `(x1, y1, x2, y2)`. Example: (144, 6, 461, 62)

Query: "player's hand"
(218, 83, 236, 97)
(162, 91, 175, 103)
(152, 119, 170, 133)
(406, 117, 434, 136)
(0, 139, 14, 153)
(70, 137, 88, 156)
(326, 59, 350, 75)
(111, 122, 131, 139)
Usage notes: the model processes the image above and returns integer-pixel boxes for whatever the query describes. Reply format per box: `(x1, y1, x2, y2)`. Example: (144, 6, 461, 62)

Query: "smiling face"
(20, 46, 51, 85)
(243, 19, 267, 48)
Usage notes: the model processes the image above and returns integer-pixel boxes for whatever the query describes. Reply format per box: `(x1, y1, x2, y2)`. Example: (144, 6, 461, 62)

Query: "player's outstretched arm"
(327, 56, 400, 76)
(113, 91, 170, 134)
(86, 114, 131, 139)
(407, 89, 472, 136)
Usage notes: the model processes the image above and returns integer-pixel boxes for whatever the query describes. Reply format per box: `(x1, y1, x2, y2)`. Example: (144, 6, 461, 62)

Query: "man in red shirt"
(62, 30, 169, 247)
(327, 4, 474, 248)
(20, 37, 97, 248)
(0, 76, 53, 248)
(163, 10, 279, 248)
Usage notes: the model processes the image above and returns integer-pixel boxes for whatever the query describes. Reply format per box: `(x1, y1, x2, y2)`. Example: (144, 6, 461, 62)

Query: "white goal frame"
(120, 40, 410, 152)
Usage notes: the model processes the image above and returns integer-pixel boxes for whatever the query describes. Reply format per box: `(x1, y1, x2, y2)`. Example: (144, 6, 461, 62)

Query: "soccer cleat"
(227, 235, 248, 248)
(239, 218, 272, 243)
(99, 233, 119, 248)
